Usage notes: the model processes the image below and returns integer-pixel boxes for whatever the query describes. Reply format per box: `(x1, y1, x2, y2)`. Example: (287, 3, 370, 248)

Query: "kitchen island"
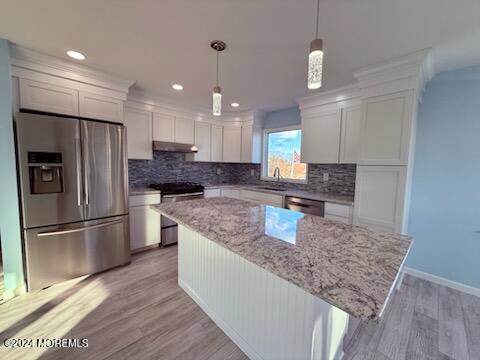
(152, 197, 412, 360)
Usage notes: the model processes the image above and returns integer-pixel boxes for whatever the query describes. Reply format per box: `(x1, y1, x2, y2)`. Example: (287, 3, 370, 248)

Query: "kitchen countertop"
(204, 184, 355, 205)
(152, 197, 412, 321)
(129, 183, 354, 205)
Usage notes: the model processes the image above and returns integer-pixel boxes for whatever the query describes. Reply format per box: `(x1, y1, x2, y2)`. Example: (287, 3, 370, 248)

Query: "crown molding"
(353, 48, 434, 100)
(9, 43, 134, 94)
(127, 88, 262, 125)
(296, 84, 360, 110)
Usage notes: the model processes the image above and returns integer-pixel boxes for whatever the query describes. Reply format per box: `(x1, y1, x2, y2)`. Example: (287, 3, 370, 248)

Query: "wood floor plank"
(405, 312, 439, 360)
(461, 291, 480, 359)
(376, 282, 417, 360)
(438, 286, 469, 360)
(415, 278, 439, 320)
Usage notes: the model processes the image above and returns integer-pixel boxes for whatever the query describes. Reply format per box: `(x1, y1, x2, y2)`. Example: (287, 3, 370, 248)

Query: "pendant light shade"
(307, 0, 323, 90)
(211, 41, 226, 117)
(308, 39, 323, 89)
(213, 86, 222, 116)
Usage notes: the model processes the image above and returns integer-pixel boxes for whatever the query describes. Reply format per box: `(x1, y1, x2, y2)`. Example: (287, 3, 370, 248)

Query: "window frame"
(261, 125, 308, 184)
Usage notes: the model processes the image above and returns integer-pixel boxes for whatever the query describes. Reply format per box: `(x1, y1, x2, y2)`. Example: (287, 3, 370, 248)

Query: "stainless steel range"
(149, 182, 204, 247)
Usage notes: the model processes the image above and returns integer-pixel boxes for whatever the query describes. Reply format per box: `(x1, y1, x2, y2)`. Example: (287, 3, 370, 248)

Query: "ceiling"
(1, 0, 479, 113)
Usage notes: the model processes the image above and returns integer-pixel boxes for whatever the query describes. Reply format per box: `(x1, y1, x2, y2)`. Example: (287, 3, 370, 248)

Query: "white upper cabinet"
(79, 91, 124, 123)
(124, 107, 152, 160)
(152, 113, 194, 145)
(19, 79, 125, 123)
(211, 125, 223, 162)
(339, 106, 361, 164)
(359, 90, 414, 166)
(19, 79, 79, 116)
(241, 124, 262, 163)
(153, 112, 175, 142)
(301, 108, 342, 164)
(241, 125, 252, 163)
(193, 121, 211, 162)
(353, 165, 407, 233)
(175, 116, 195, 144)
(223, 125, 242, 163)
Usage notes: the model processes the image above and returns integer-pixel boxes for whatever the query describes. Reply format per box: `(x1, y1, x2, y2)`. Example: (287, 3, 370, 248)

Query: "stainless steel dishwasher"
(284, 196, 325, 217)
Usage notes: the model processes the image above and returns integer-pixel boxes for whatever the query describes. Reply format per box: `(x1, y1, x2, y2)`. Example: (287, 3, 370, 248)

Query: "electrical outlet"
(216, 167, 222, 175)
(250, 169, 255, 176)
(323, 172, 329, 182)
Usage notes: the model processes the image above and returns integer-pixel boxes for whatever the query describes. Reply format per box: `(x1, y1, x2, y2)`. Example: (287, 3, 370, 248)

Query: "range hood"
(153, 141, 198, 153)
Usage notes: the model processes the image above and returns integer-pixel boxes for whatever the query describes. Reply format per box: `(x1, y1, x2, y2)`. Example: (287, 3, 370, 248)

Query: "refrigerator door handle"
(37, 219, 123, 237)
(75, 123, 83, 206)
(81, 121, 90, 206)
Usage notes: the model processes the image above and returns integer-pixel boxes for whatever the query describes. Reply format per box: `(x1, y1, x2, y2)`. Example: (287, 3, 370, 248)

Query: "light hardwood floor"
(0, 246, 478, 360)
(0, 246, 247, 360)
(343, 274, 480, 360)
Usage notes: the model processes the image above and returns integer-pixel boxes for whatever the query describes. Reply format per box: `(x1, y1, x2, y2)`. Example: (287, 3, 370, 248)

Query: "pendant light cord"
(315, 0, 320, 38)
(216, 51, 219, 87)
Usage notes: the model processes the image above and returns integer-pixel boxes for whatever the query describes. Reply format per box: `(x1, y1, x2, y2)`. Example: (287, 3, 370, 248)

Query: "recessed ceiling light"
(66, 50, 86, 60)
(231, 102, 240, 108)
(172, 84, 183, 91)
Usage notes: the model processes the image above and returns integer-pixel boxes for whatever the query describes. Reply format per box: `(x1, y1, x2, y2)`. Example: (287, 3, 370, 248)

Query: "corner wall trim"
(403, 267, 480, 298)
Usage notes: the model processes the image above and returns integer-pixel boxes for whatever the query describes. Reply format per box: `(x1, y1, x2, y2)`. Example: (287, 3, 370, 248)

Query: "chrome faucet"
(273, 167, 281, 183)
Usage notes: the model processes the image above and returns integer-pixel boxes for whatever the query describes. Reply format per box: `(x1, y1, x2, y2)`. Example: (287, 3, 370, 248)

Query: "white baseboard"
(403, 267, 480, 298)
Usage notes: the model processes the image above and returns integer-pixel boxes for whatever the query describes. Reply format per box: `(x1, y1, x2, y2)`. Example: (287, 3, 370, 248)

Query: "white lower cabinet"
(221, 188, 242, 199)
(129, 194, 161, 251)
(240, 189, 283, 207)
(353, 166, 407, 233)
(204, 188, 222, 198)
(324, 202, 353, 224)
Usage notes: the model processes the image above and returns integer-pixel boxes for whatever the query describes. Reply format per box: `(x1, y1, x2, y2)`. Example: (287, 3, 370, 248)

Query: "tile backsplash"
(129, 151, 356, 196)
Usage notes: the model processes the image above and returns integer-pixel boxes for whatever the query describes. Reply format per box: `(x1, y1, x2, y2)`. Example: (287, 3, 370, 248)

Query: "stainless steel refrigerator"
(15, 112, 130, 290)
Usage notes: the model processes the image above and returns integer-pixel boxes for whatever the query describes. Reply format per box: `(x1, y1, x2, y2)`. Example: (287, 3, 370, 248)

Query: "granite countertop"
(152, 197, 412, 321)
(204, 184, 354, 205)
(129, 186, 161, 196)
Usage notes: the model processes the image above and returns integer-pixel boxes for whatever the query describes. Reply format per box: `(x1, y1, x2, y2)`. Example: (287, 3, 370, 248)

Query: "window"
(262, 127, 307, 183)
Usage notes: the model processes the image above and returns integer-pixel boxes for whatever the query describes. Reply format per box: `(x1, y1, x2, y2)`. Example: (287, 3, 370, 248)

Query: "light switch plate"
(250, 169, 255, 176)
(323, 173, 329, 182)
(216, 167, 222, 175)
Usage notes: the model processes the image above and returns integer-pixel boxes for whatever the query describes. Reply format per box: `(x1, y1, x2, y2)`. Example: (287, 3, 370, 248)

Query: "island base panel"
(178, 225, 349, 360)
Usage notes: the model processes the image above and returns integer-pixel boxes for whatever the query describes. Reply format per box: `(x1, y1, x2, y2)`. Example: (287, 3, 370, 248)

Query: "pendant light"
(211, 40, 226, 116)
(307, 0, 323, 90)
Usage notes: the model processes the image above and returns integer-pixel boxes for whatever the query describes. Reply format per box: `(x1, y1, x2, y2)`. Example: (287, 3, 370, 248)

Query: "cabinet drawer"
(324, 202, 352, 217)
(324, 213, 351, 224)
(205, 188, 222, 198)
(129, 194, 161, 207)
(241, 190, 283, 207)
(221, 188, 241, 199)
